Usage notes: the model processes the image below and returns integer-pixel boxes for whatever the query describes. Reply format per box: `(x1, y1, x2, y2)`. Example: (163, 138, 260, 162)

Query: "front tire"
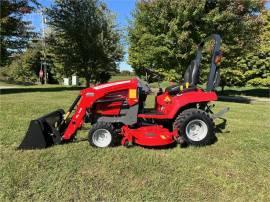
(88, 122, 118, 148)
(173, 108, 215, 146)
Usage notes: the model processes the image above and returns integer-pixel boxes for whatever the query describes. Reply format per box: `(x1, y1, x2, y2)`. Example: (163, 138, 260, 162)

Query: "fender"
(138, 90, 217, 119)
(166, 90, 217, 118)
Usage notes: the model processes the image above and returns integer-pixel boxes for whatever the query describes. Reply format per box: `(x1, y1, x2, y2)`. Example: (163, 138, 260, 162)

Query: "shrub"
(247, 77, 270, 87)
(220, 69, 246, 87)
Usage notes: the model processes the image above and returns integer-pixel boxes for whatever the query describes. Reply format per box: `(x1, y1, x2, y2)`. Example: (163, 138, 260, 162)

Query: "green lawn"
(0, 86, 270, 201)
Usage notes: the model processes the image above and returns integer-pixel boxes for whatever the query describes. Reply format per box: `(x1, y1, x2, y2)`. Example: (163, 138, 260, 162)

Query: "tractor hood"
(90, 79, 138, 92)
(92, 80, 135, 90)
(80, 77, 151, 95)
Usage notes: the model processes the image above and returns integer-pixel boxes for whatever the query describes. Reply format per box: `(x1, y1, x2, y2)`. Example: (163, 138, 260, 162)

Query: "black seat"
(183, 60, 200, 86)
(166, 60, 200, 95)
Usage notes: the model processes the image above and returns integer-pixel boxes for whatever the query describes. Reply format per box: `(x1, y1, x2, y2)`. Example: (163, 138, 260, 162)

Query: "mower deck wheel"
(88, 122, 118, 148)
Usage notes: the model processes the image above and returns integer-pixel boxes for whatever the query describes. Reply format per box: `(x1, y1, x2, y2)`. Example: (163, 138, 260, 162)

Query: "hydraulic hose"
(63, 95, 81, 121)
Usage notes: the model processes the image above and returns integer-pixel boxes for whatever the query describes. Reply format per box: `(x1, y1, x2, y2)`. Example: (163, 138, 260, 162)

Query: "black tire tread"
(173, 108, 215, 146)
(88, 122, 118, 147)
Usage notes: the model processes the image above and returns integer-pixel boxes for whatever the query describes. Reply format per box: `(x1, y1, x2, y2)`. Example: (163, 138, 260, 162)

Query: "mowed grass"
(0, 87, 270, 201)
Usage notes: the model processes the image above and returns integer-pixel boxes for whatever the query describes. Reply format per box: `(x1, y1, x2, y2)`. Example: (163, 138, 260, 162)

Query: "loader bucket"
(19, 109, 65, 149)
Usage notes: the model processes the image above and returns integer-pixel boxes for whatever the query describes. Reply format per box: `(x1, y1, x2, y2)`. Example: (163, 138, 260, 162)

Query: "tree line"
(1, 0, 123, 85)
(1, 0, 269, 87)
(128, 0, 270, 87)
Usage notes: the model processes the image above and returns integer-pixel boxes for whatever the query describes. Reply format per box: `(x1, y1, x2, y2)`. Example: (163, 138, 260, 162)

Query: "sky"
(25, 0, 270, 71)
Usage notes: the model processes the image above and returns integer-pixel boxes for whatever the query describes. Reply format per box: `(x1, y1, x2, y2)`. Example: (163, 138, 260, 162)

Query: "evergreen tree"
(0, 0, 38, 67)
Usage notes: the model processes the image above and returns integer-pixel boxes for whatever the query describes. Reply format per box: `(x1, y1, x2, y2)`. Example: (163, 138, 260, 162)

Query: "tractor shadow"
(135, 142, 178, 150)
(215, 118, 229, 134)
(73, 138, 89, 144)
(214, 118, 230, 145)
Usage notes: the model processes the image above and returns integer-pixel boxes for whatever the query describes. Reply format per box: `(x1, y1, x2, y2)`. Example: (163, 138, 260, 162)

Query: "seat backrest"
(183, 60, 200, 86)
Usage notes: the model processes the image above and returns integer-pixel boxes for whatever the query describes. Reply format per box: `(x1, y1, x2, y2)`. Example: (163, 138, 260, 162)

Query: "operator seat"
(183, 60, 200, 86)
(166, 60, 200, 95)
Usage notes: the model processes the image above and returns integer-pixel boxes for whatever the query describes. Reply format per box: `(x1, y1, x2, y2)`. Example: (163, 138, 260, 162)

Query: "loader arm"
(61, 79, 139, 141)
(61, 90, 99, 141)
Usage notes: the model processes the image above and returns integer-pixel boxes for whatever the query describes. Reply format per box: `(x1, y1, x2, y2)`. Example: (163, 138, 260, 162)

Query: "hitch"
(212, 107, 230, 120)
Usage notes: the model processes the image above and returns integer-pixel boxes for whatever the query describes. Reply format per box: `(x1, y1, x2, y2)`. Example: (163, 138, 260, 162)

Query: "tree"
(246, 8, 270, 87)
(1, 39, 59, 84)
(1, 41, 43, 83)
(47, 0, 123, 86)
(0, 0, 38, 67)
(228, 9, 270, 87)
(128, 0, 264, 84)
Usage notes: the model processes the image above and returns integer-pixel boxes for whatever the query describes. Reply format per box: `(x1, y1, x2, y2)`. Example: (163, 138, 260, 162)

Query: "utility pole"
(38, 8, 47, 84)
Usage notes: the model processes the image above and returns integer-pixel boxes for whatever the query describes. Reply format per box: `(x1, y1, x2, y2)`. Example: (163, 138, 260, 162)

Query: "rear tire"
(88, 122, 118, 148)
(173, 108, 215, 146)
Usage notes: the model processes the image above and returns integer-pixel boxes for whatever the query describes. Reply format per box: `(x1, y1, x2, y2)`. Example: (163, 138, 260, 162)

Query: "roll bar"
(196, 34, 222, 91)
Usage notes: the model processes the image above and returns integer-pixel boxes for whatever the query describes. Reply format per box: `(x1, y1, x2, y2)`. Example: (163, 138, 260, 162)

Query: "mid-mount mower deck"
(19, 34, 229, 149)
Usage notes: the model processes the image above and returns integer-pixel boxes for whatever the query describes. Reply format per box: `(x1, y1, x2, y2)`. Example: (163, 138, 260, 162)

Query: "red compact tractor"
(19, 34, 229, 149)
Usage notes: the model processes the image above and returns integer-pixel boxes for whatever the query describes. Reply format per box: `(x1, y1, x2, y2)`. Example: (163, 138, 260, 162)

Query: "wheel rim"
(92, 129, 112, 147)
(185, 119, 208, 141)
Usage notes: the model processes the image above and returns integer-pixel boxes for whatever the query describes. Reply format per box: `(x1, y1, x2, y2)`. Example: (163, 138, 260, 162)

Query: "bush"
(1, 57, 38, 84)
(220, 69, 246, 87)
(244, 69, 261, 80)
(1, 43, 44, 84)
(247, 77, 270, 87)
